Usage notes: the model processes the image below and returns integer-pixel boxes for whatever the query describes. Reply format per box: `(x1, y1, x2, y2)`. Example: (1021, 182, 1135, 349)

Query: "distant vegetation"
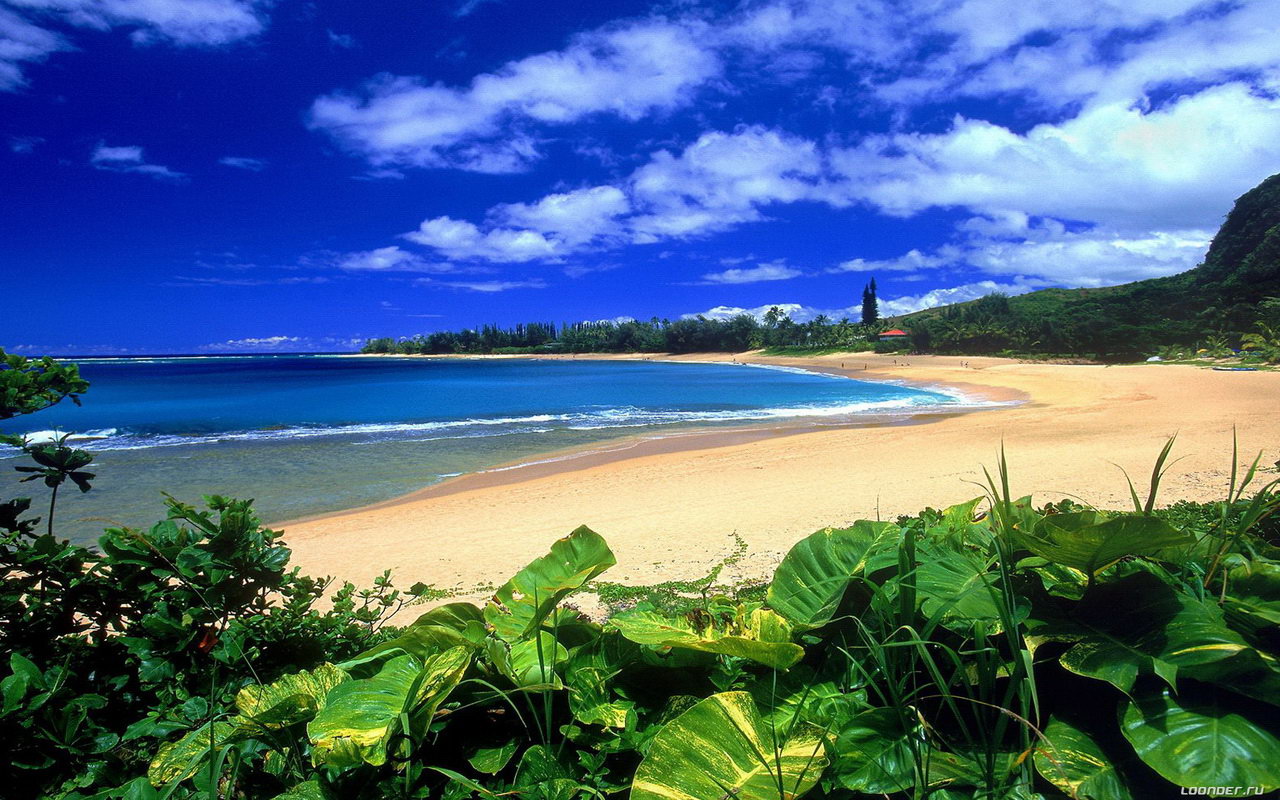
(364, 172, 1280, 362)
(3, 350, 1280, 798)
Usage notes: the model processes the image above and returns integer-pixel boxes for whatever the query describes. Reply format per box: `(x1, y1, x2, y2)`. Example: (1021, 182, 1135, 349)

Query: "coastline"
(280, 351, 1280, 604)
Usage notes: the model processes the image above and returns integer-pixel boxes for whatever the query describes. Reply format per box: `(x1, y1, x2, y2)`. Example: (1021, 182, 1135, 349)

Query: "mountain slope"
(893, 172, 1280, 359)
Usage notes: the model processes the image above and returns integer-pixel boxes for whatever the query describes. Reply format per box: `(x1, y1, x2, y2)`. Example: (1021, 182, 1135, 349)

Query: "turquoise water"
(0, 356, 971, 543)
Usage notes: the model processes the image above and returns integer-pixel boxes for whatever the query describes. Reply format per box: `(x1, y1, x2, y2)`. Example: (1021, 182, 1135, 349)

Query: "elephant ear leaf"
(630, 691, 827, 800)
(1120, 685, 1280, 793)
(1034, 716, 1131, 800)
(484, 525, 615, 642)
(341, 602, 485, 673)
(149, 721, 249, 787)
(307, 647, 471, 768)
(235, 663, 349, 728)
(1016, 513, 1191, 575)
(1031, 569, 1247, 695)
(610, 607, 804, 669)
(767, 521, 897, 629)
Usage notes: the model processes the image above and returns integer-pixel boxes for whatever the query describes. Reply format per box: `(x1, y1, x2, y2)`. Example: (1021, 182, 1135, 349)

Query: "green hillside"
(894, 172, 1280, 360)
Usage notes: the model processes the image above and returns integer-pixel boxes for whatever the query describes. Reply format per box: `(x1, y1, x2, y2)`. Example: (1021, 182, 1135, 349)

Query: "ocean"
(0, 355, 974, 543)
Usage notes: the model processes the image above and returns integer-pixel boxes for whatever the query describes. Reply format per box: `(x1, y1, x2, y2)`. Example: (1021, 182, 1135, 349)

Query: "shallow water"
(0, 355, 971, 543)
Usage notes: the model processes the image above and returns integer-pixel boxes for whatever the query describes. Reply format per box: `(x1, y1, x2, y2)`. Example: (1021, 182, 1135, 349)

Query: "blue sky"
(1, 0, 1278, 354)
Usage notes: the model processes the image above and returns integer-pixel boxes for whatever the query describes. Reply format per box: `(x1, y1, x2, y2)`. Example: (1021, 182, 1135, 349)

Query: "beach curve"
(279, 352, 1279, 603)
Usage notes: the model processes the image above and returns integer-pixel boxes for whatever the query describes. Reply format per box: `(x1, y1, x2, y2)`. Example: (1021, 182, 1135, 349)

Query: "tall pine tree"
(861, 277, 879, 326)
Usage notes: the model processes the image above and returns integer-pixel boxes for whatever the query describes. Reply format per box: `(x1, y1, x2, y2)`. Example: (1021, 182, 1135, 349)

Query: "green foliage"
(6, 352, 1280, 798)
(484, 524, 615, 641)
(897, 173, 1280, 359)
(631, 691, 828, 800)
(0, 348, 89, 421)
(1120, 685, 1280, 792)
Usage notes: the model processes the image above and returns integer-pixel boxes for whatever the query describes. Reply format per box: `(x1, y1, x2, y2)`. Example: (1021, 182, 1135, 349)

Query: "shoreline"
(276, 351, 1020, 527)
(279, 351, 1280, 604)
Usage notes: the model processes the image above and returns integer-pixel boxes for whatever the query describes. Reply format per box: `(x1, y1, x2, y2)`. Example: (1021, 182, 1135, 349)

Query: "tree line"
(362, 310, 900, 356)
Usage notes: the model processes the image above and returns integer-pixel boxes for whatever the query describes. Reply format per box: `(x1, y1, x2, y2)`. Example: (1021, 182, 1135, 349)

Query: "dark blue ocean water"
(0, 355, 969, 543)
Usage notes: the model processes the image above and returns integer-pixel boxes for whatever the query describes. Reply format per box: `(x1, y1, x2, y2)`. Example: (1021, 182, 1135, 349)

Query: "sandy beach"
(280, 353, 1279, 601)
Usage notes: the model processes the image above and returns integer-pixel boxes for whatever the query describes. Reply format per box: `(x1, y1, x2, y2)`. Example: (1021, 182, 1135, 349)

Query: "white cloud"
(961, 226, 1211, 286)
(875, 0, 1279, 108)
(9, 0, 268, 45)
(0, 6, 67, 90)
(878, 279, 1044, 316)
(90, 142, 185, 180)
(831, 248, 960, 274)
(395, 127, 832, 264)
(493, 185, 630, 248)
(832, 83, 1280, 233)
(218, 155, 266, 170)
(686, 303, 809, 323)
(309, 18, 719, 172)
(403, 217, 560, 263)
(699, 260, 803, 284)
(417, 278, 548, 292)
(336, 246, 452, 273)
(1, 0, 267, 89)
(627, 127, 831, 239)
(200, 334, 363, 352)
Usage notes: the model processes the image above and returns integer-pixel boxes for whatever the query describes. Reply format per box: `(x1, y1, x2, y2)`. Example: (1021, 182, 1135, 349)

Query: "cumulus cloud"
(686, 279, 1042, 324)
(336, 246, 453, 273)
(699, 260, 803, 284)
(200, 334, 363, 352)
(308, 18, 719, 172)
(831, 248, 960, 274)
(90, 143, 185, 180)
(626, 127, 831, 240)
(878, 279, 1045, 316)
(686, 303, 810, 323)
(403, 217, 559, 263)
(831, 83, 1280, 233)
(395, 127, 832, 264)
(2, 0, 268, 89)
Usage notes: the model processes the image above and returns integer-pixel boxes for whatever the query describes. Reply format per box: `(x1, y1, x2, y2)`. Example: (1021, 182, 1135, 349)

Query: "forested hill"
(894, 172, 1280, 359)
(362, 173, 1279, 360)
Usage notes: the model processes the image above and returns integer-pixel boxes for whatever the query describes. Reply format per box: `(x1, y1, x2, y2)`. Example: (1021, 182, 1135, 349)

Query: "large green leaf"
(566, 647, 635, 728)
(1182, 646, 1280, 706)
(1223, 559, 1280, 632)
(485, 525, 615, 641)
(610, 607, 804, 669)
(913, 544, 1025, 633)
(270, 781, 330, 800)
(1015, 512, 1192, 575)
(1120, 685, 1280, 791)
(767, 521, 897, 629)
(342, 603, 485, 672)
(235, 663, 349, 729)
(1034, 716, 1130, 800)
(487, 630, 568, 688)
(1027, 569, 1246, 693)
(827, 708, 916, 794)
(307, 647, 471, 768)
(149, 721, 248, 786)
(630, 691, 827, 800)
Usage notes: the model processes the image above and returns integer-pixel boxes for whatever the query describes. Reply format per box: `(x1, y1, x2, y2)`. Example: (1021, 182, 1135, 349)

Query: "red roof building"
(878, 329, 909, 339)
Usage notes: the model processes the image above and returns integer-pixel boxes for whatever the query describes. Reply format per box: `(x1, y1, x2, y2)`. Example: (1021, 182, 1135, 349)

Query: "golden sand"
(279, 353, 1279, 600)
